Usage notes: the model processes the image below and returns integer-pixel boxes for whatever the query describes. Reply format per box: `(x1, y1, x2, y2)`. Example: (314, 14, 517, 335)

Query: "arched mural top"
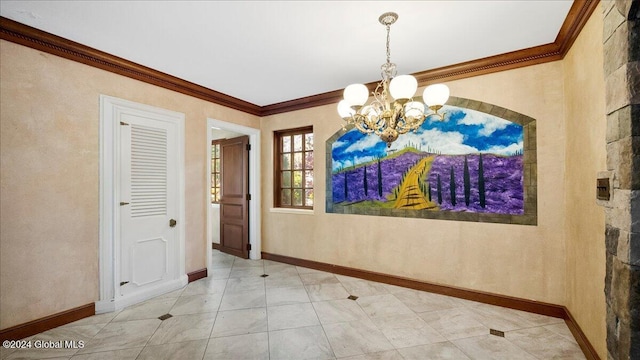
(325, 97, 537, 225)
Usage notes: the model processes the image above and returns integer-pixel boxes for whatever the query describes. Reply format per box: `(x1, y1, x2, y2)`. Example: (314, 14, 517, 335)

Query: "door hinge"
(120, 202, 129, 206)
(120, 281, 129, 286)
(120, 121, 129, 126)
(246, 143, 251, 151)
(246, 194, 252, 201)
(246, 243, 252, 251)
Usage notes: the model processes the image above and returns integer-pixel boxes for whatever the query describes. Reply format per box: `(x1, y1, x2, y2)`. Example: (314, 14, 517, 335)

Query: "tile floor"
(1, 251, 586, 359)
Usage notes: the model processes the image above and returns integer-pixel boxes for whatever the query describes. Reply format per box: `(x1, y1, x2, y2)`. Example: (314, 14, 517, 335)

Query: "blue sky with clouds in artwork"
(332, 105, 523, 171)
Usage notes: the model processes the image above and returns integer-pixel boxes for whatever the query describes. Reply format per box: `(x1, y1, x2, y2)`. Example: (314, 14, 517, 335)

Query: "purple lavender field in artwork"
(331, 149, 523, 214)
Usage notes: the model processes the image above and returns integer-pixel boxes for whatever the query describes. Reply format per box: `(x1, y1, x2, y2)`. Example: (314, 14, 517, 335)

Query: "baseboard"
(0, 303, 94, 341)
(563, 308, 600, 360)
(261, 252, 600, 360)
(188, 268, 207, 282)
(212, 242, 221, 250)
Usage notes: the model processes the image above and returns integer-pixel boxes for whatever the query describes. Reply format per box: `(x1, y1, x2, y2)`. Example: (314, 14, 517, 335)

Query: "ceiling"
(0, 1, 574, 107)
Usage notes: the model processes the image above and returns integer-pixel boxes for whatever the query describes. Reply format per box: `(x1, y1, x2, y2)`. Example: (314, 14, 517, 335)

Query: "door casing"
(98, 95, 187, 314)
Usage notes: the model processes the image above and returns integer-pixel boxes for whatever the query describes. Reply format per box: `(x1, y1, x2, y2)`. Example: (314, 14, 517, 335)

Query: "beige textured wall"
(0, 40, 259, 329)
(563, 10, 607, 359)
(261, 60, 568, 304)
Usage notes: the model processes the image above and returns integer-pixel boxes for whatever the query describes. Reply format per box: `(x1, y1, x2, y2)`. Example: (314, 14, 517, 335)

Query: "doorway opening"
(206, 119, 261, 275)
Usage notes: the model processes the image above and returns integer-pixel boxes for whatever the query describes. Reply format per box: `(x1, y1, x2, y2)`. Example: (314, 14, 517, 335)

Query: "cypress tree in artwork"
(428, 180, 432, 201)
(464, 156, 471, 206)
(377, 158, 383, 197)
(478, 153, 486, 208)
(437, 174, 443, 204)
(363, 165, 368, 196)
(344, 163, 348, 201)
(450, 166, 457, 206)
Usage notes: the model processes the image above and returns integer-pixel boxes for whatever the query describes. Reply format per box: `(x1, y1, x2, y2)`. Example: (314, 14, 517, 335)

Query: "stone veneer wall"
(602, 1, 639, 359)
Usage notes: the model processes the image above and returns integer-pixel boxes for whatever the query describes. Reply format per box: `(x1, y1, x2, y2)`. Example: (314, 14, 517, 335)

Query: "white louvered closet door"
(119, 111, 178, 297)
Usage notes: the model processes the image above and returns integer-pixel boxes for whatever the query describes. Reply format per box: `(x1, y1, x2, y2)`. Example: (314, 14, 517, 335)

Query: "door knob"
(169, 219, 177, 227)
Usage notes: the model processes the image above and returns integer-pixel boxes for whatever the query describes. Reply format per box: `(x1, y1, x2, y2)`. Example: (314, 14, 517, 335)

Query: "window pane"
(282, 136, 291, 152)
(282, 171, 291, 188)
(215, 159, 220, 172)
(213, 189, 220, 202)
(211, 159, 216, 172)
(293, 171, 303, 187)
(293, 189, 303, 206)
(215, 174, 220, 187)
(282, 153, 291, 170)
(305, 133, 313, 150)
(281, 189, 291, 206)
(211, 175, 216, 188)
(305, 170, 313, 188)
(293, 153, 302, 170)
(293, 135, 303, 151)
(305, 152, 313, 170)
(305, 189, 314, 206)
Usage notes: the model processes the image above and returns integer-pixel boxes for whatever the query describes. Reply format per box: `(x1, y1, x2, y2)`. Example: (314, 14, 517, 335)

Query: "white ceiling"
(0, 1, 573, 107)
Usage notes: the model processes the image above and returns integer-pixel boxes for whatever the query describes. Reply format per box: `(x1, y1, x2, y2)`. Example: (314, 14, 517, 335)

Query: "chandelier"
(337, 12, 450, 148)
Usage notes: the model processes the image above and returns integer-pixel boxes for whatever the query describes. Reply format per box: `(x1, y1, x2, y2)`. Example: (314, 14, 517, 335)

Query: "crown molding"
(261, 0, 599, 115)
(0, 0, 599, 117)
(0, 17, 262, 116)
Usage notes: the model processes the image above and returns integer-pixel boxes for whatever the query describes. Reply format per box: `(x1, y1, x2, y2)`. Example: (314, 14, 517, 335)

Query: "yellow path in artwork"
(393, 156, 438, 210)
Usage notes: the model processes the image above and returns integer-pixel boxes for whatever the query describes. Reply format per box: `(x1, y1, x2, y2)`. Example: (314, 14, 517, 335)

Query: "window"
(274, 127, 313, 209)
(211, 140, 221, 203)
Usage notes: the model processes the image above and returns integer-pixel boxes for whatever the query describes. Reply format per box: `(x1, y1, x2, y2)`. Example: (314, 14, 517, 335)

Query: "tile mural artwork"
(327, 100, 536, 224)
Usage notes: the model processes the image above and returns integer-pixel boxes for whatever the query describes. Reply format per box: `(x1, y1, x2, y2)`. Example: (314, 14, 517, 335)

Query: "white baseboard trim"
(95, 275, 188, 314)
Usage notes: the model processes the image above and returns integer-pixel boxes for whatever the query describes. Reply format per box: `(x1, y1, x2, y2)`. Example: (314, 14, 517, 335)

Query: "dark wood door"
(219, 136, 250, 258)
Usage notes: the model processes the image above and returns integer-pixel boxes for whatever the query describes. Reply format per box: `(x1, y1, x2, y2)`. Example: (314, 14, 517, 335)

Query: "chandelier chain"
(385, 24, 391, 65)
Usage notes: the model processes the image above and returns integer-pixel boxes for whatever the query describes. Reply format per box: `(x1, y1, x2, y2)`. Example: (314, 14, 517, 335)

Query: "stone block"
(528, 122, 537, 146)
(608, 110, 621, 143)
(490, 105, 506, 119)
(606, 253, 614, 299)
(615, 0, 635, 20)
(606, 189, 632, 230)
(510, 214, 536, 225)
(629, 61, 640, 105)
(606, 303, 619, 359)
(604, 21, 629, 76)
(466, 99, 482, 111)
(604, 0, 627, 42)
(617, 105, 640, 138)
(602, 0, 616, 16)
(607, 63, 631, 114)
(478, 102, 493, 114)
(608, 225, 621, 256)
(633, 137, 640, 190)
(632, 190, 640, 232)
(631, 17, 640, 62)
(631, 231, 640, 266)
(607, 137, 635, 189)
(523, 150, 536, 163)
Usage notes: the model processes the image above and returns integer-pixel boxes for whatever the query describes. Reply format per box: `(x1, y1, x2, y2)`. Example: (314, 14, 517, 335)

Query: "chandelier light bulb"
(337, 100, 355, 119)
(404, 101, 425, 119)
(389, 75, 418, 101)
(423, 84, 450, 108)
(343, 84, 369, 107)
